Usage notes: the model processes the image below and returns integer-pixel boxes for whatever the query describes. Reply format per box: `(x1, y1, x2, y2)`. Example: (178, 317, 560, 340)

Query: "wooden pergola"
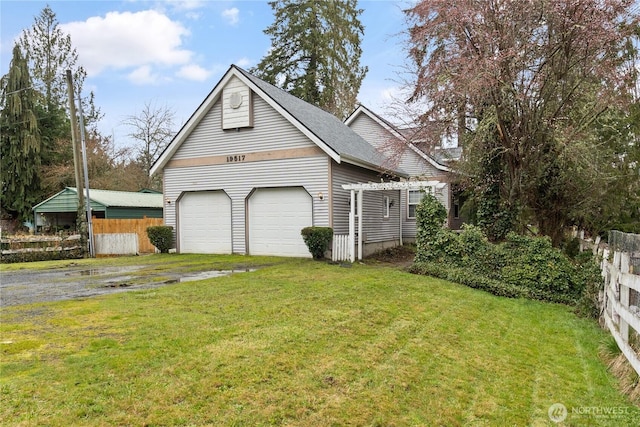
(341, 180, 447, 262)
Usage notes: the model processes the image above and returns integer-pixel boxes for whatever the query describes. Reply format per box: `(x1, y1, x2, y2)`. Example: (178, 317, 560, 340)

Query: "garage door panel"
(249, 187, 312, 257)
(179, 191, 232, 253)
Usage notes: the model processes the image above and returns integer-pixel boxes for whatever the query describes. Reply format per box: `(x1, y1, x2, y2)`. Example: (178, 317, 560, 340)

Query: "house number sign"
(226, 155, 246, 163)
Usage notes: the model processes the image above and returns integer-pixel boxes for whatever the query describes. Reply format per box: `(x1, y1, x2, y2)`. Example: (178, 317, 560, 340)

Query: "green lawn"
(1, 255, 638, 426)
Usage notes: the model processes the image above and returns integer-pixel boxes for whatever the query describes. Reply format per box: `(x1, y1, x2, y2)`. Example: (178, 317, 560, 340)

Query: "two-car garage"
(178, 187, 312, 257)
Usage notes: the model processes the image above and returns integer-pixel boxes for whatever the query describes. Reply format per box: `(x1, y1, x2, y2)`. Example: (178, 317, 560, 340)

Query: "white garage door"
(248, 187, 312, 257)
(179, 191, 232, 253)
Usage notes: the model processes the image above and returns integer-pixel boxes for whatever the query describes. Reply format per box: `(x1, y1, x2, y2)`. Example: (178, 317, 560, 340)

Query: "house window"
(408, 188, 431, 219)
(383, 196, 390, 218)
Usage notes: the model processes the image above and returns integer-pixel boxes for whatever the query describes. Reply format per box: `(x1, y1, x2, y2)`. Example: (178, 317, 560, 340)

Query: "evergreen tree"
(18, 5, 107, 201)
(253, 0, 367, 119)
(0, 45, 42, 224)
(19, 5, 101, 127)
(20, 5, 79, 111)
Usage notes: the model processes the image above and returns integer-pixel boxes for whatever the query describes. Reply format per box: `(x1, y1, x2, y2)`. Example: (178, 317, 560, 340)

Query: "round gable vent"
(229, 92, 243, 109)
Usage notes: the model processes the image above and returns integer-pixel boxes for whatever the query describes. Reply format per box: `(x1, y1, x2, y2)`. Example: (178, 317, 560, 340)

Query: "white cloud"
(235, 57, 252, 69)
(166, 0, 206, 12)
(222, 8, 240, 26)
(176, 64, 210, 81)
(61, 10, 193, 77)
(127, 65, 163, 85)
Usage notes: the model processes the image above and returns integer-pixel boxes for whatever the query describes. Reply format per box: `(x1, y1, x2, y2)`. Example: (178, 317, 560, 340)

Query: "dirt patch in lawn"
(364, 244, 416, 268)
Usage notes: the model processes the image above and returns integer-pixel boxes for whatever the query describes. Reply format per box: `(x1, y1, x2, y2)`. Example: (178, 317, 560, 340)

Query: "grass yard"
(1, 254, 639, 426)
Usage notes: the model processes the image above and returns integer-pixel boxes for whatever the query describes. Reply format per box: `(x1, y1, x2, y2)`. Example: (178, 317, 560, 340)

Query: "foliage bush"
(411, 209, 601, 310)
(146, 226, 174, 254)
(301, 226, 333, 259)
(562, 237, 581, 259)
(574, 252, 605, 319)
(408, 261, 528, 299)
(415, 193, 448, 262)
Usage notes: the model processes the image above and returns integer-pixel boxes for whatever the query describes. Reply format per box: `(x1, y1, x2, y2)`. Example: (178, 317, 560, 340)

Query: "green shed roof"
(33, 187, 163, 213)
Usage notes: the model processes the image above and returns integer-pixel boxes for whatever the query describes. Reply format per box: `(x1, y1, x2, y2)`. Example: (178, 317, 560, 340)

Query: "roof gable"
(151, 65, 405, 177)
(345, 105, 450, 173)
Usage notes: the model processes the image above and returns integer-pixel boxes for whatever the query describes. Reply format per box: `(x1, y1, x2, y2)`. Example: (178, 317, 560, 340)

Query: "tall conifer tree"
(253, 0, 368, 119)
(0, 45, 42, 224)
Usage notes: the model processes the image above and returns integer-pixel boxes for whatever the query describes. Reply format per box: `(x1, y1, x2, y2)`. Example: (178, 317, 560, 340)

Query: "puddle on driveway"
(66, 266, 140, 277)
(1, 266, 258, 306)
(178, 269, 256, 283)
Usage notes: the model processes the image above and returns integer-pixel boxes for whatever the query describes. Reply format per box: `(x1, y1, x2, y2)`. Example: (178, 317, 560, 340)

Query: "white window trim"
(383, 195, 390, 218)
(407, 188, 432, 219)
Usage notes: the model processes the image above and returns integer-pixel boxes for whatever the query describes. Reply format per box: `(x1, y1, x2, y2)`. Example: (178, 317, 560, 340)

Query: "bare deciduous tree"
(122, 101, 176, 190)
(403, 0, 639, 244)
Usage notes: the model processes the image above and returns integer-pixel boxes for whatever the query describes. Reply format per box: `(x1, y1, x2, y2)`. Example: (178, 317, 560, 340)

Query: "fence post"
(620, 252, 631, 343)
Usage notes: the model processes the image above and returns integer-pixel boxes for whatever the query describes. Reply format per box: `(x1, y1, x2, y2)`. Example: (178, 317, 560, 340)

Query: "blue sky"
(0, 0, 413, 150)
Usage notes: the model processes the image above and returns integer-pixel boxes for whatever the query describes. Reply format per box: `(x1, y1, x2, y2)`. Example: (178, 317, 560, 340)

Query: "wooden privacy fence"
(92, 217, 163, 254)
(601, 231, 640, 376)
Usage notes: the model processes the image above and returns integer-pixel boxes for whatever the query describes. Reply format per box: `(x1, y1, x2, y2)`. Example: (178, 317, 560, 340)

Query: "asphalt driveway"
(0, 263, 252, 307)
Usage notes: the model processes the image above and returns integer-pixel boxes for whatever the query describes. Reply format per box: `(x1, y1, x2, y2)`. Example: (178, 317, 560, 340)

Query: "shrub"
(500, 233, 580, 303)
(411, 219, 598, 308)
(415, 194, 447, 262)
(146, 226, 174, 253)
(408, 261, 527, 299)
(301, 227, 333, 259)
(562, 237, 581, 259)
(574, 252, 604, 318)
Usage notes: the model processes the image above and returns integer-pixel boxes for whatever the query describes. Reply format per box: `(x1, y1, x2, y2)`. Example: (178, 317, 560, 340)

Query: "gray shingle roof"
(234, 66, 406, 176)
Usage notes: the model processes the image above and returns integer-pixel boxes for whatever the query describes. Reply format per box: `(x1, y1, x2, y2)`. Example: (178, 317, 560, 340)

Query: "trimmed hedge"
(146, 226, 174, 254)
(301, 227, 333, 259)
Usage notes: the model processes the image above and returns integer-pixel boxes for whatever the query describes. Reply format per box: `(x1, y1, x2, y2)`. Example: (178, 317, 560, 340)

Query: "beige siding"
(349, 114, 445, 178)
(165, 158, 330, 254)
(401, 184, 450, 239)
(331, 163, 401, 244)
(172, 96, 316, 160)
(222, 76, 253, 129)
(163, 94, 331, 254)
(349, 113, 452, 236)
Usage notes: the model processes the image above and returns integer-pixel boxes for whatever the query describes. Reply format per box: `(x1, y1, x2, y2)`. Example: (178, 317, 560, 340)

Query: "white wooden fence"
(601, 244, 640, 376)
(94, 233, 139, 256)
(332, 234, 350, 262)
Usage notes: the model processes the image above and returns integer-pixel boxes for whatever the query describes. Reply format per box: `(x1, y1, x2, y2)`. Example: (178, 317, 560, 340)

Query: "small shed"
(32, 187, 163, 232)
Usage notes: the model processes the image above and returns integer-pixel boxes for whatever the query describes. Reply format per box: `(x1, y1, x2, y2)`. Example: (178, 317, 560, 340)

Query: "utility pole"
(66, 70, 88, 256)
(77, 92, 95, 257)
